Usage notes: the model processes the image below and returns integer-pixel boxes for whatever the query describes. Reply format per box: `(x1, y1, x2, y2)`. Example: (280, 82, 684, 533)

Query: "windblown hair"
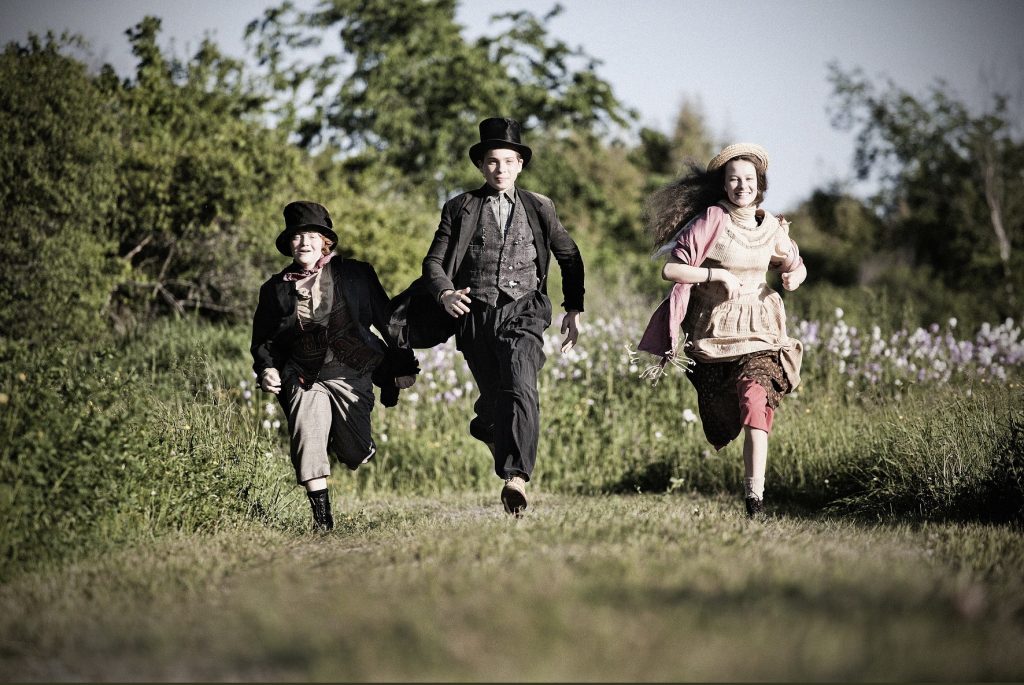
(646, 155, 768, 249)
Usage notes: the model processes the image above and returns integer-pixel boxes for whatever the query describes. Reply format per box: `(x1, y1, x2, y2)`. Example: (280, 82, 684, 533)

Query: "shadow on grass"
(603, 453, 1024, 526)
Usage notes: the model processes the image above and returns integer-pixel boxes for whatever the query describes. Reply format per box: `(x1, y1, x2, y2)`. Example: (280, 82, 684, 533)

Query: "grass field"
(2, 309, 1022, 681)
(2, 492, 1023, 681)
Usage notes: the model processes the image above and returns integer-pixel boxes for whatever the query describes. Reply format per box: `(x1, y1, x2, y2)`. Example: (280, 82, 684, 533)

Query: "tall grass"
(0, 322, 290, 581)
(2, 293, 1021, 581)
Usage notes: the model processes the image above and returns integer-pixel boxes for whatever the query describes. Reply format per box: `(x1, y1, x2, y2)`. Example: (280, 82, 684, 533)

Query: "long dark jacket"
(389, 185, 585, 349)
(424, 185, 585, 310)
(251, 257, 416, 406)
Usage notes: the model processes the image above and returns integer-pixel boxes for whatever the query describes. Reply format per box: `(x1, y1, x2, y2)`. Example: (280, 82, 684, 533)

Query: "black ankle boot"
(307, 488, 334, 531)
(745, 496, 764, 520)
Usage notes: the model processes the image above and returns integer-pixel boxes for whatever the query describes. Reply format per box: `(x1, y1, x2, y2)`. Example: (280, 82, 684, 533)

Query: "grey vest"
(455, 192, 539, 307)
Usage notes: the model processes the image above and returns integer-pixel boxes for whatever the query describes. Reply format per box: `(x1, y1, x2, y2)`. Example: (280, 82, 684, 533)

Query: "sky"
(3, 0, 1023, 212)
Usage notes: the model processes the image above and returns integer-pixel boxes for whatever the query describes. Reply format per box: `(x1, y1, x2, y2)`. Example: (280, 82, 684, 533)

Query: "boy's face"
(478, 148, 523, 192)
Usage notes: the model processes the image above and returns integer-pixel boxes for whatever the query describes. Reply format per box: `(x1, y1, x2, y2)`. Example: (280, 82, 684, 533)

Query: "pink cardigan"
(637, 205, 801, 360)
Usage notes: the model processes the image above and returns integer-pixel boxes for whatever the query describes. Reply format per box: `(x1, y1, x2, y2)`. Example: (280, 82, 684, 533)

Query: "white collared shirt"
(488, 188, 516, 237)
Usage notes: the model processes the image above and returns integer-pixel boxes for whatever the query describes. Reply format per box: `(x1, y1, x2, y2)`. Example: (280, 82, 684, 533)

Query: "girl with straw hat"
(636, 143, 807, 519)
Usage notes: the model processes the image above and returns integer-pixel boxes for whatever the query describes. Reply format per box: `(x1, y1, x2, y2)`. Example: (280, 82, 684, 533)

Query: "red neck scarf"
(282, 253, 334, 282)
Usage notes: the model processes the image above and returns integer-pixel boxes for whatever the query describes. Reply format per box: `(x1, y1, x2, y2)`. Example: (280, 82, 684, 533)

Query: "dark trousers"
(455, 290, 551, 481)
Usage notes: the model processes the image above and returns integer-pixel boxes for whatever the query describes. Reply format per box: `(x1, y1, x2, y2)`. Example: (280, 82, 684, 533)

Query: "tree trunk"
(980, 145, 1015, 304)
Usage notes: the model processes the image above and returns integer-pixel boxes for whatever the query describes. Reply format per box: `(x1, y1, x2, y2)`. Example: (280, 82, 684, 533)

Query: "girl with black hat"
(251, 201, 418, 531)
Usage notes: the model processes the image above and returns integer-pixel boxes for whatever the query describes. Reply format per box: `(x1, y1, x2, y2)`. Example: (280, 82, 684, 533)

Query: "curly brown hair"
(646, 155, 768, 249)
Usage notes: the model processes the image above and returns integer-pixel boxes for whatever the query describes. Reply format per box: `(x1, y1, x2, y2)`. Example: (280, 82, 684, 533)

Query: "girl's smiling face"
(290, 231, 326, 267)
(723, 159, 759, 208)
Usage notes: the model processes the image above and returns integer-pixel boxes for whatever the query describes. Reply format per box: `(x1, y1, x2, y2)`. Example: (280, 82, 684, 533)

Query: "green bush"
(0, 322, 287, 581)
(0, 35, 124, 344)
(834, 391, 1024, 522)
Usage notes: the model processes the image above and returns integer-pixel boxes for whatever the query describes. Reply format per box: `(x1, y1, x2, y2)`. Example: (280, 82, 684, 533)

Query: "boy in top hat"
(421, 117, 585, 515)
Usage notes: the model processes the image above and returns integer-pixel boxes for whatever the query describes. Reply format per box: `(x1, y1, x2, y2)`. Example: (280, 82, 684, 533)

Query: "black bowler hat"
(275, 201, 339, 256)
(468, 117, 532, 168)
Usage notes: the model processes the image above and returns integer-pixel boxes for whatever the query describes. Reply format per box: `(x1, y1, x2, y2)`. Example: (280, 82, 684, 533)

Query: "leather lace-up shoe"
(501, 475, 528, 516)
(745, 496, 764, 520)
(308, 488, 334, 531)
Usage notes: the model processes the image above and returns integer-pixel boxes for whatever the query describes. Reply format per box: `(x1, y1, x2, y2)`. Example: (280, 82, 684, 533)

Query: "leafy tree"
(108, 17, 316, 325)
(828, 62, 1024, 311)
(0, 34, 124, 344)
(785, 185, 886, 287)
(246, 0, 633, 197)
(630, 96, 719, 194)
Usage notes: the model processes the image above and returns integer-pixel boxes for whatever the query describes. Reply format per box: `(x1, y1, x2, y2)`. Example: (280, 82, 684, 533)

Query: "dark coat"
(389, 185, 586, 349)
(251, 257, 417, 406)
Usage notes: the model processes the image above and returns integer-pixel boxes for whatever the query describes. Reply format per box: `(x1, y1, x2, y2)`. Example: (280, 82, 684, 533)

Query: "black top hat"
(468, 117, 532, 168)
(275, 201, 339, 257)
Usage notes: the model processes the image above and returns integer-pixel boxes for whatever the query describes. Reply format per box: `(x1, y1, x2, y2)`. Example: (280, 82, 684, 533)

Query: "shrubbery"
(0, 36, 124, 344)
(0, 323, 285, 581)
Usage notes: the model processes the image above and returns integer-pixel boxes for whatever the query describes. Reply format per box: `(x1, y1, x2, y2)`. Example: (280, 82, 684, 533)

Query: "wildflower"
(948, 317, 958, 329)
(380, 433, 388, 443)
(0, 393, 8, 406)
(239, 380, 249, 389)
(655, 431, 664, 440)
(682, 408, 697, 423)
(243, 390, 252, 400)
(835, 307, 844, 319)
(272, 420, 280, 430)
(262, 419, 271, 430)
(264, 403, 276, 417)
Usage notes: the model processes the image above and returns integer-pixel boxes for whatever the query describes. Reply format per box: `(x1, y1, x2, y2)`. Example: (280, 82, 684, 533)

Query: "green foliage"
(785, 186, 884, 287)
(0, 20, 324, 336)
(109, 17, 316, 325)
(0, 35, 124, 344)
(3, 295, 1021, 582)
(246, 0, 633, 195)
(629, 97, 718, 183)
(828, 63, 1024, 314)
(306, 161, 439, 294)
(835, 392, 1024, 522)
(0, 322, 282, 582)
